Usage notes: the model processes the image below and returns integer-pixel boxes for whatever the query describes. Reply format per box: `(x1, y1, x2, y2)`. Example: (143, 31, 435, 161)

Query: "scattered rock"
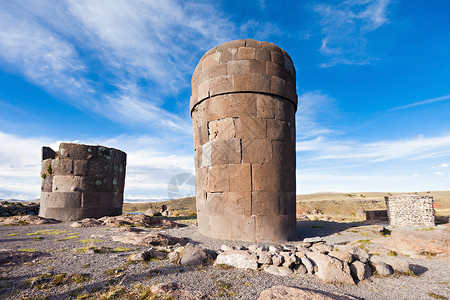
(271, 254, 283, 267)
(300, 257, 314, 274)
(334, 246, 369, 263)
(264, 265, 294, 276)
(214, 250, 258, 270)
(179, 243, 210, 266)
(303, 237, 324, 243)
(129, 249, 156, 261)
(168, 247, 184, 263)
(349, 261, 372, 282)
(310, 243, 333, 254)
(0, 249, 43, 266)
(257, 252, 272, 265)
(70, 218, 102, 228)
(306, 252, 355, 285)
(371, 261, 393, 276)
(295, 264, 308, 275)
(328, 250, 353, 263)
(143, 208, 157, 217)
(369, 256, 410, 274)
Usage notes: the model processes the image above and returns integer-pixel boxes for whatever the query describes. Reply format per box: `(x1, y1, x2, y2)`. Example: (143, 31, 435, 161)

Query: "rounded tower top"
(190, 38, 297, 114)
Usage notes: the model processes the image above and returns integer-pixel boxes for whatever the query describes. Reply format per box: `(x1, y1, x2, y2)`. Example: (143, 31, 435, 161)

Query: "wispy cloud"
(298, 134, 450, 163)
(0, 1, 235, 132)
(390, 94, 450, 111)
(432, 163, 449, 169)
(313, 0, 391, 67)
(296, 91, 341, 139)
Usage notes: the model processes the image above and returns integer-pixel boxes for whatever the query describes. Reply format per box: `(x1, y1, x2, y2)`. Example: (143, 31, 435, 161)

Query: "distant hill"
(123, 191, 450, 217)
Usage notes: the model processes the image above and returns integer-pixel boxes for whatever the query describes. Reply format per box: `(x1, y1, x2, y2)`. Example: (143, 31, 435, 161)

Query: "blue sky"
(0, 0, 449, 200)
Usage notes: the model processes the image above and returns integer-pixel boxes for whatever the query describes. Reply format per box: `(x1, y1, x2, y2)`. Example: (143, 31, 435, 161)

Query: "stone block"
(279, 192, 296, 215)
(266, 61, 289, 79)
(284, 165, 296, 192)
(197, 80, 209, 101)
(252, 163, 284, 192)
(228, 163, 251, 192)
(111, 192, 124, 208)
(44, 192, 82, 208)
(285, 56, 294, 74)
(267, 119, 291, 141)
(252, 191, 281, 215)
(52, 175, 93, 192)
(42, 146, 56, 160)
(235, 117, 266, 139)
(227, 60, 250, 75)
(249, 74, 271, 93)
(271, 51, 285, 66)
(242, 139, 272, 163)
(197, 214, 211, 236)
(246, 39, 261, 48)
(272, 141, 295, 164)
(219, 48, 233, 63)
(276, 99, 296, 123)
(41, 175, 53, 192)
(216, 39, 245, 51)
(209, 215, 230, 239)
(41, 159, 53, 176)
(201, 51, 220, 70)
(271, 76, 286, 97)
(209, 75, 233, 96)
(256, 94, 276, 119)
(217, 118, 235, 140)
(228, 215, 256, 241)
(207, 63, 227, 79)
(206, 192, 224, 215)
(73, 160, 89, 176)
(211, 139, 241, 165)
(208, 165, 229, 192)
(237, 47, 256, 60)
(59, 143, 96, 160)
(249, 60, 266, 74)
(88, 160, 113, 179)
(226, 191, 252, 216)
(255, 214, 295, 242)
(226, 93, 257, 118)
(51, 159, 74, 175)
(256, 49, 271, 62)
(208, 120, 219, 141)
(203, 97, 226, 122)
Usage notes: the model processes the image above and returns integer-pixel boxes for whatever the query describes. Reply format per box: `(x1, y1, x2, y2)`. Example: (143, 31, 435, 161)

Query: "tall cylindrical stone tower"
(190, 39, 297, 242)
(39, 143, 126, 221)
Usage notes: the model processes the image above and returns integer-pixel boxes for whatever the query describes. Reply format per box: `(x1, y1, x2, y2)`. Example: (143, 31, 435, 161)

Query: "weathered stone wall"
(39, 143, 126, 221)
(190, 39, 297, 242)
(385, 195, 435, 226)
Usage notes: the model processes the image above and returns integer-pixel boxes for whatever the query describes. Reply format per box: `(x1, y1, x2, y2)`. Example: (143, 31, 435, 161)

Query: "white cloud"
(434, 172, 444, 175)
(298, 134, 450, 163)
(432, 163, 449, 169)
(313, 0, 391, 67)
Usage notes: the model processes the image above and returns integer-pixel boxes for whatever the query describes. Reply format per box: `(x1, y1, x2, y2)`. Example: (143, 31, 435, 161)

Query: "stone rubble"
(0, 200, 39, 217)
(180, 240, 413, 285)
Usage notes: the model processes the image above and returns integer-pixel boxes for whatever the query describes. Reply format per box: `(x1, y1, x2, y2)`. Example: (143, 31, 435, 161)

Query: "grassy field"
(123, 191, 450, 217)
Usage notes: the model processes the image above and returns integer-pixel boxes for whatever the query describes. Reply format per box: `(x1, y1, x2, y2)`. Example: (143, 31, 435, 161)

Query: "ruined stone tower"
(39, 143, 126, 221)
(190, 39, 297, 242)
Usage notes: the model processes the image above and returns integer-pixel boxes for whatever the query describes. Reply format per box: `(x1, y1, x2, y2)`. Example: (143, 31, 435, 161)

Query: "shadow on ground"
(296, 220, 388, 240)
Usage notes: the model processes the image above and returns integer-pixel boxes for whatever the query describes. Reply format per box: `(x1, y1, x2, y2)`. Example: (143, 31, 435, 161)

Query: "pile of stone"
(0, 215, 59, 226)
(212, 238, 411, 285)
(0, 200, 39, 217)
(70, 214, 179, 228)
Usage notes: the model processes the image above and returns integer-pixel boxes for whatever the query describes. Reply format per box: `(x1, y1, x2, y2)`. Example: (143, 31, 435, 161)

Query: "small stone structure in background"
(385, 195, 435, 226)
(190, 39, 297, 242)
(39, 143, 126, 221)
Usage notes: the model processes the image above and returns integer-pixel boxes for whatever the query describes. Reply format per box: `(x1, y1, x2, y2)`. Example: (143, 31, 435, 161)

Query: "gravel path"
(0, 220, 449, 299)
